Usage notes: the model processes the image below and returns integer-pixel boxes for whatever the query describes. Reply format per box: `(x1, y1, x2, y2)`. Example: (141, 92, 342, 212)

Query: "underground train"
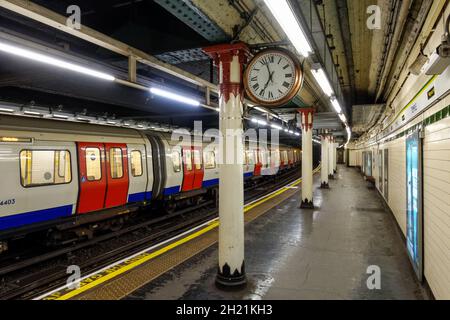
(0, 115, 301, 251)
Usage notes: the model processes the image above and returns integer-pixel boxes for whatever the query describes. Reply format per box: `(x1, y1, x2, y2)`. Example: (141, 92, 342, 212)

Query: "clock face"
(244, 49, 302, 107)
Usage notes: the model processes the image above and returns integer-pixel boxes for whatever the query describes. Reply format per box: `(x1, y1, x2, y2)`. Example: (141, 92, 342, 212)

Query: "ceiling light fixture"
(331, 97, 342, 114)
(263, 0, 313, 57)
(150, 87, 200, 107)
(0, 41, 115, 81)
(311, 68, 334, 97)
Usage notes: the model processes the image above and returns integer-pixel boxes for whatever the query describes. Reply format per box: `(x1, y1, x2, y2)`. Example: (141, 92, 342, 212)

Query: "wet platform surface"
(125, 166, 426, 300)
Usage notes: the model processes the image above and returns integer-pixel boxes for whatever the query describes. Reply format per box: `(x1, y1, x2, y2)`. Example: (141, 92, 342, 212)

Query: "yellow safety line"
(46, 167, 320, 300)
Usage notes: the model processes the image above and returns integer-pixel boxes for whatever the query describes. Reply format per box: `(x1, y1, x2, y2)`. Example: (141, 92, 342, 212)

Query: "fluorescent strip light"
(150, 87, 200, 107)
(331, 98, 342, 114)
(263, 0, 313, 57)
(0, 42, 115, 81)
(295, 132, 300, 136)
(0, 107, 14, 113)
(24, 110, 42, 116)
(254, 106, 267, 113)
(311, 68, 334, 97)
(257, 119, 267, 126)
(271, 124, 282, 130)
(338, 113, 346, 123)
(52, 114, 69, 119)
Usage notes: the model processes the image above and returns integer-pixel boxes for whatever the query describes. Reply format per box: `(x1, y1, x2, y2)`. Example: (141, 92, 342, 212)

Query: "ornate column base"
(216, 262, 247, 289)
(320, 182, 330, 189)
(300, 199, 314, 209)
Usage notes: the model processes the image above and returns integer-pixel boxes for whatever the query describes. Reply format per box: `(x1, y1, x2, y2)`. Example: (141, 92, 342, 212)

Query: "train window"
(20, 150, 71, 187)
(272, 150, 280, 167)
(86, 148, 102, 181)
(130, 150, 143, 177)
(172, 150, 182, 172)
(204, 151, 216, 169)
(110, 148, 124, 179)
(193, 149, 202, 170)
(184, 149, 193, 171)
(246, 151, 255, 165)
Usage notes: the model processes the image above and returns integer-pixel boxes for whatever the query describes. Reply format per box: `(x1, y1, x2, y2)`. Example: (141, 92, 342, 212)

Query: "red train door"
(181, 147, 195, 191)
(77, 142, 107, 214)
(104, 143, 129, 208)
(192, 147, 204, 190)
(254, 150, 262, 176)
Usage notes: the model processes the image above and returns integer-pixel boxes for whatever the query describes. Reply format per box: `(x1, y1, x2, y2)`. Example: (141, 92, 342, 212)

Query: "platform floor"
(125, 166, 425, 300)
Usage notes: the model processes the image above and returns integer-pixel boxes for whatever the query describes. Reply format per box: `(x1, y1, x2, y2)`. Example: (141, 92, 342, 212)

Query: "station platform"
(41, 166, 426, 300)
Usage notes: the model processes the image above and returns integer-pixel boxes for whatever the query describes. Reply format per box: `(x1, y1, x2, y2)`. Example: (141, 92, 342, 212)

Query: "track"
(0, 168, 301, 300)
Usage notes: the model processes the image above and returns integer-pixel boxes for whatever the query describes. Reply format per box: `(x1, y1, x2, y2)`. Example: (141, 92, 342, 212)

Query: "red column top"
(298, 108, 315, 132)
(203, 43, 251, 103)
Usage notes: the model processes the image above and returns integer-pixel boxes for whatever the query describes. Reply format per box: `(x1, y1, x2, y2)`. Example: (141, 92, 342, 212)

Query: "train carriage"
(0, 115, 301, 251)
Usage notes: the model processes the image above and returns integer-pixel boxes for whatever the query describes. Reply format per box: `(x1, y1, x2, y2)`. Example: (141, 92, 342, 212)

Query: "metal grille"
(154, 0, 229, 42)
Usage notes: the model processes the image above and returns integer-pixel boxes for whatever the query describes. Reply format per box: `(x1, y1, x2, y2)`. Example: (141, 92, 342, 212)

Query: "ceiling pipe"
(382, 0, 433, 101)
(335, 0, 356, 106)
(375, 0, 412, 102)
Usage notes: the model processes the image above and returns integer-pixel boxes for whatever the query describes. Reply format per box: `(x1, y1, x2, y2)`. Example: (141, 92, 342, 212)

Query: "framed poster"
(405, 130, 423, 281)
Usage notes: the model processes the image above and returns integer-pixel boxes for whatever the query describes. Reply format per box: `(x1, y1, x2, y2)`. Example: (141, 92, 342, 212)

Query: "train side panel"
(0, 140, 78, 232)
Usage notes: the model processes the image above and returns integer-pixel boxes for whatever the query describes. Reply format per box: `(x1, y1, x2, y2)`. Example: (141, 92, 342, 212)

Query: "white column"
(320, 134, 329, 189)
(204, 44, 250, 288)
(299, 108, 315, 209)
(328, 135, 334, 179)
(333, 142, 338, 173)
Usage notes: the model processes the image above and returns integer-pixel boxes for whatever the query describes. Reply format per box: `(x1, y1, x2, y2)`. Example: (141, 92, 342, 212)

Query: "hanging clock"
(244, 48, 303, 107)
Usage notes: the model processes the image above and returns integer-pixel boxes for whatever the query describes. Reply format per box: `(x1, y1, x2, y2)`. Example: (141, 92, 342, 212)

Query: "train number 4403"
(0, 199, 15, 206)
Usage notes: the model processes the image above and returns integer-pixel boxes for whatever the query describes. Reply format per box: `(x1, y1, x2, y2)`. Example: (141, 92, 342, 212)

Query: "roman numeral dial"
(244, 49, 303, 107)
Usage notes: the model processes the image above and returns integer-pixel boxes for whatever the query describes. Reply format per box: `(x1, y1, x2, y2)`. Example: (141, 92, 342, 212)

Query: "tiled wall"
(423, 116, 450, 299)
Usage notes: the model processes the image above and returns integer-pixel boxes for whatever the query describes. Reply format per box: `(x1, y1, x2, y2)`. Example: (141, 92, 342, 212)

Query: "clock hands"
(268, 70, 275, 84)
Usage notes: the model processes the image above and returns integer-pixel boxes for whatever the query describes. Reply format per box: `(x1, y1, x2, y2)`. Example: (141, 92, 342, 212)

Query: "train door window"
(20, 150, 71, 187)
(259, 151, 265, 168)
(172, 150, 181, 172)
(130, 150, 143, 177)
(193, 149, 202, 170)
(86, 148, 102, 181)
(204, 151, 216, 169)
(184, 149, 193, 171)
(55, 151, 72, 184)
(110, 148, 124, 179)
